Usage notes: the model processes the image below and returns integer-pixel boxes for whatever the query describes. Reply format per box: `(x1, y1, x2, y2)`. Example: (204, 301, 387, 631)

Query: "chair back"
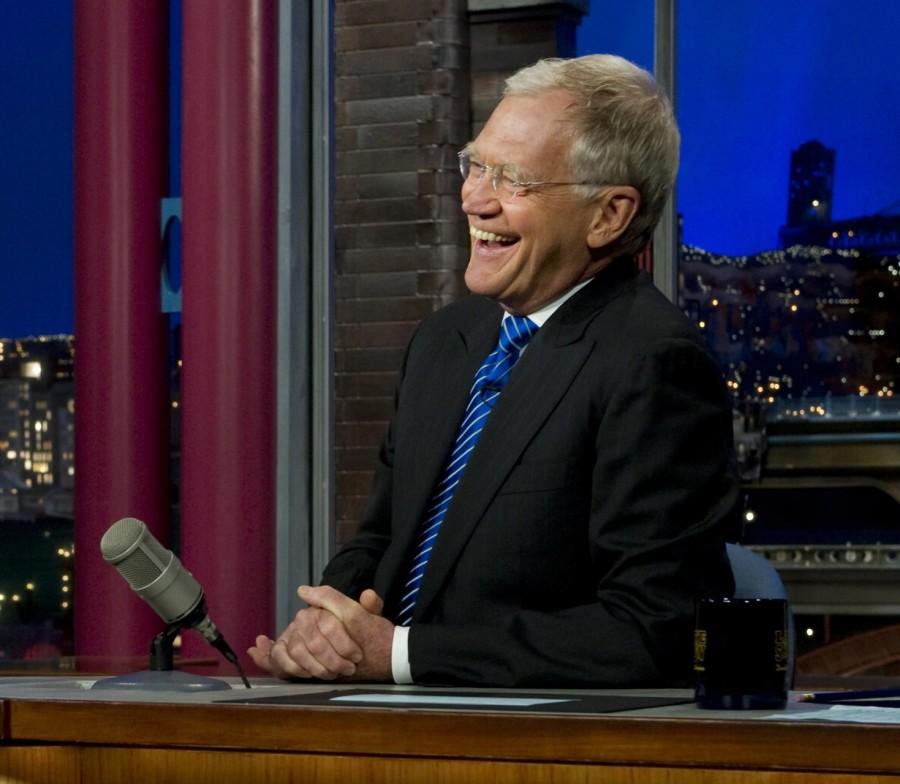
(726, 543, 787, 599)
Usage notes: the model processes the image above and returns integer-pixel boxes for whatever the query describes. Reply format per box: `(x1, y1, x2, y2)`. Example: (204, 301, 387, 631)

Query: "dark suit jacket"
(322, 257, 739, 687)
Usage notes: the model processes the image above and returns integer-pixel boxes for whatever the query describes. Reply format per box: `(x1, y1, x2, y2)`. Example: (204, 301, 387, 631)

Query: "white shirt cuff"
(391, 625, 413, 684)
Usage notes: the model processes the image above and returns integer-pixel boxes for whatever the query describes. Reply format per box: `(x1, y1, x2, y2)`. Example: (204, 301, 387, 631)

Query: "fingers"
(312, 608, 365, 664)
(268, 634, 322, 680)
(266, 607, 361, 681)
(359, 589, 385, 616)
(298, 584, 358, 624)
(292, 608, 362, 678)
(247, 635, 276, 673)
(249, 632, 314, 680)
(250, 587, 387, 682)
(300, 586, 395, 681)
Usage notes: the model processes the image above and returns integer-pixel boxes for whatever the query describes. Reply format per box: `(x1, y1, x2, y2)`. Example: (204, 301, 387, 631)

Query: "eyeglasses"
(458, 150, 598, 200)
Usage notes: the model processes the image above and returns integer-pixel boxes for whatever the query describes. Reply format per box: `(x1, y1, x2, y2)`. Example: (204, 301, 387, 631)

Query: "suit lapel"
(377, 305, 502, 608)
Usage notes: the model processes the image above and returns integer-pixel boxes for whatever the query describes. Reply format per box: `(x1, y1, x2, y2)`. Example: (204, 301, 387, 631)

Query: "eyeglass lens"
(459, 153, 523, 199)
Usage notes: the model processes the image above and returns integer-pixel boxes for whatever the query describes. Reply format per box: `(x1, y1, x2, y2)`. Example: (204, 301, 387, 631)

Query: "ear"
(586, 186, 641, 249)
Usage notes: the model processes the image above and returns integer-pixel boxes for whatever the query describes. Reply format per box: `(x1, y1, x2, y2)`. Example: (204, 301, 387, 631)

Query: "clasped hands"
(248, 585, 394, 681)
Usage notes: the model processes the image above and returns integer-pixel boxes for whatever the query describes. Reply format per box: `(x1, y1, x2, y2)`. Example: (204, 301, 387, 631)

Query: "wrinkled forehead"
(467, 92, 577, 175)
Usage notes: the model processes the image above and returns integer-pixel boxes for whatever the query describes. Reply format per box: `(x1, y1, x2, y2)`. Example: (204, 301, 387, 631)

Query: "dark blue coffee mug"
(694, 597, 790, 710)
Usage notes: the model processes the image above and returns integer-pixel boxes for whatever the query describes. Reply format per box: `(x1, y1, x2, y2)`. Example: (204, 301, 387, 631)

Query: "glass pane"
(0, 7, 74, 664)
(677, 0, 900, 673)
(576, 1, 655, 72)
(677, 0, 900, 421)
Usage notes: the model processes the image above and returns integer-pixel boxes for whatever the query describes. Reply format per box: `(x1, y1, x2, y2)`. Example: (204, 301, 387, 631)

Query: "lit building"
(787, 141, 834, 226)
(0, 336, 74, 520)
(782, 213, 900, 256)
(785, 139, 835, 229)
(780, 140, 900, 254)
(680, 243, 900, 416)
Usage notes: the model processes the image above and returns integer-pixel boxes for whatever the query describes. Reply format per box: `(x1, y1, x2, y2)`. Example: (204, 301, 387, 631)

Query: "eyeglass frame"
(457, 148, 604, 199)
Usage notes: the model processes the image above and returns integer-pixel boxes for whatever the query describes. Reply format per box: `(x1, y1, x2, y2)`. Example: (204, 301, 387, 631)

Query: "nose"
(461, 174, 501, 217)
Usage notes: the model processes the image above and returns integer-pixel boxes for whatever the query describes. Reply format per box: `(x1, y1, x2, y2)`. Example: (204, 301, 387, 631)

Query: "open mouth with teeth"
(470, 226, 519, 250)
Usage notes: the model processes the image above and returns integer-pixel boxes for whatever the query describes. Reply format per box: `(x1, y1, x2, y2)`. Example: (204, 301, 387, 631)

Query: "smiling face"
(462, 90, 621, 315)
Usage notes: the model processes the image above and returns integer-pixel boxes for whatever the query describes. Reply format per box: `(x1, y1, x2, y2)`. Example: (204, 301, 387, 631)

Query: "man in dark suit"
(250, 54, 739, 686)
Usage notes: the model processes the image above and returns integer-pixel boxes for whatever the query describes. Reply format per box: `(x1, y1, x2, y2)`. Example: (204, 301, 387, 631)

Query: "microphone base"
(90, 669, 233, 692)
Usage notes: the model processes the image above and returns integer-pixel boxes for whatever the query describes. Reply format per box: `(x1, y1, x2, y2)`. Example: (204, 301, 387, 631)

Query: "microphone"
(100, 517, 249, 686)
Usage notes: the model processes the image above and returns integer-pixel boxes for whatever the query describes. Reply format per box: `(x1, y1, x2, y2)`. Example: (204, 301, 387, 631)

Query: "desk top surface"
(0, 675, 893, 720)
(2, 676, 900, 775)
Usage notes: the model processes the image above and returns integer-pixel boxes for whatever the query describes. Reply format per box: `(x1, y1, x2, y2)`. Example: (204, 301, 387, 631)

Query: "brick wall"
(333, 0, 471, 546)
(469, 0, 585, 131)
(332, 0, 586, 548)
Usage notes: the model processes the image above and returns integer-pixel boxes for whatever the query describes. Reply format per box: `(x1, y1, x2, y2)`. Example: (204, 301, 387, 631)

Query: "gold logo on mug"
(694, 629, 708, 671)
(774, 629, 788, 672)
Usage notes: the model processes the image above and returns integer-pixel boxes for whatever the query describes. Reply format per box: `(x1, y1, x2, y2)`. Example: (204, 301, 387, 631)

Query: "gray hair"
(504, 55, 680, 256)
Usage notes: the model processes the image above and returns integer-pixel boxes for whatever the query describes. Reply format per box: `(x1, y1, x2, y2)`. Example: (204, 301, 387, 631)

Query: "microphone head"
(100, 516, 146, 560)
(101, 517, 203, 625)
(101, 517, 172, 592)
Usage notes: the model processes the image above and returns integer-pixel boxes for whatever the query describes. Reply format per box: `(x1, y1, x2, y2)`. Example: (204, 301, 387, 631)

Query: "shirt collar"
(503, 277, 594, 328)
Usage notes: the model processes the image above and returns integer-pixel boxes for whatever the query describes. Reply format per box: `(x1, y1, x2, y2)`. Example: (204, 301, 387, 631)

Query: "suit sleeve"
(407, 337, 740, 687)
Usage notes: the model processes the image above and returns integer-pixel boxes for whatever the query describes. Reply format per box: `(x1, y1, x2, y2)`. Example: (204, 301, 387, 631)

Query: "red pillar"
(73, 1, 170, 659)
(180, 1, 277, 668)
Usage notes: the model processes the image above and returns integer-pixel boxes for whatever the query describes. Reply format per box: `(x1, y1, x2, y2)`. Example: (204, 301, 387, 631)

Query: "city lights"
(681, 239, 899, 418)
(21, 361, 42, 379)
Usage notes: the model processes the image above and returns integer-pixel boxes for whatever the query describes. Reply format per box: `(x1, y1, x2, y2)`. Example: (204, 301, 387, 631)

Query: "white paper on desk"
(765, 704, 900, 725)
(330, 694, 575, 708)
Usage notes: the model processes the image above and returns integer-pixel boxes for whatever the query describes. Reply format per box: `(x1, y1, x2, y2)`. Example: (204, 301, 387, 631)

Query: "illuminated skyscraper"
(0, 337, 74, 519)
(779, 140, 900, 253)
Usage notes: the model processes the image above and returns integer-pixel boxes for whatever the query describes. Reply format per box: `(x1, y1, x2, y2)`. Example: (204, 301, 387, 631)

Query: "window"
(0, 7, 74, 663)
(676, 0, 900, 667)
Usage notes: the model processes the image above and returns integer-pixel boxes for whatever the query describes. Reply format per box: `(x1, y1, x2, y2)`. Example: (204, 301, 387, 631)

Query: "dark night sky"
(1, 5, 73, 339)
(1, 2, 899, 337)
(579, 0, 900, 254)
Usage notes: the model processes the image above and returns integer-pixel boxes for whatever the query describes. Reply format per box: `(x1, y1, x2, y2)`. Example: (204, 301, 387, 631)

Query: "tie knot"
(497, 315, 538, 356)
(469, 314, 539, 399)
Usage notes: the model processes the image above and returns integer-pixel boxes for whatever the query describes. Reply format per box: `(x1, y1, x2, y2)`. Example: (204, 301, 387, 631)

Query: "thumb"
(359, 589, 385, 616)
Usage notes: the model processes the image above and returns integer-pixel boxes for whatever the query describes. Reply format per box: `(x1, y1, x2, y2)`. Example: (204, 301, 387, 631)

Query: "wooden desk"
(1, 681, 899, 783)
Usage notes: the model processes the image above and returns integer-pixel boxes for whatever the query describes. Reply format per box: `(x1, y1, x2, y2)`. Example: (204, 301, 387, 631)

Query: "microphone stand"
(91, 622, 249, 692)
(149, 625, 179, 672)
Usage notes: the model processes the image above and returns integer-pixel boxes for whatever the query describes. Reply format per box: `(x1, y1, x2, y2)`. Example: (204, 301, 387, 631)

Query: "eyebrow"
(461, 143, 536, 182)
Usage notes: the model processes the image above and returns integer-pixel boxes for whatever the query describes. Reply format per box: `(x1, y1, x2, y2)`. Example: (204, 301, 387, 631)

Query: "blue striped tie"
(395, 314, 539, 627)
